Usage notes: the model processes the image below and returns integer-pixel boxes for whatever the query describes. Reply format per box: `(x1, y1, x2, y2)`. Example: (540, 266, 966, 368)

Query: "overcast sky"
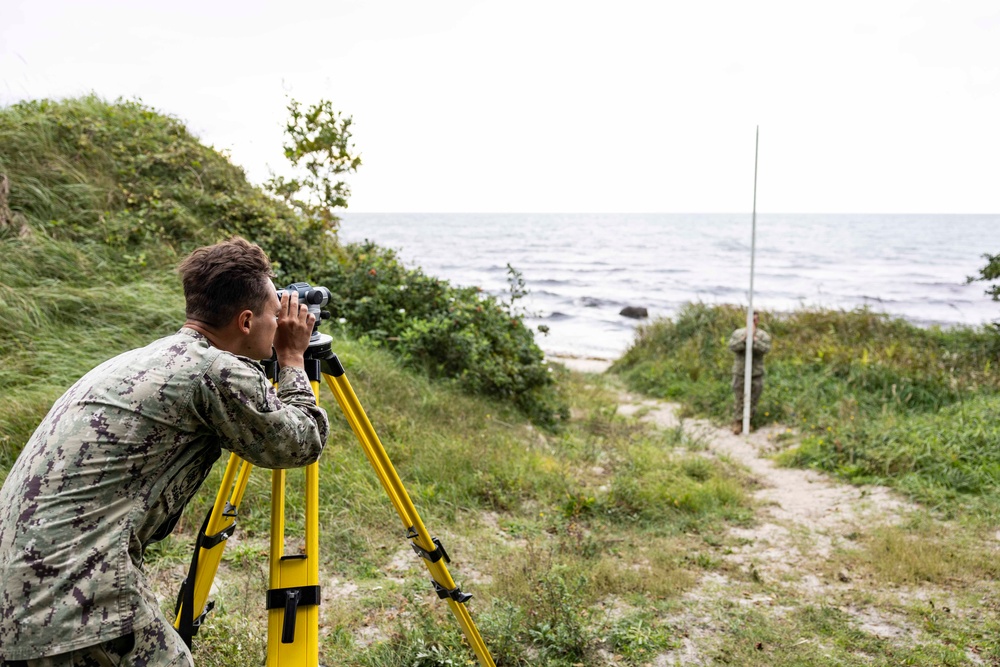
(2, 0, 999, 213)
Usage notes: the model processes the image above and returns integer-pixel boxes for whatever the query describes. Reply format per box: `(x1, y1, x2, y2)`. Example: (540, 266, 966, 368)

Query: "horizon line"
(339, 210, 1000, 216)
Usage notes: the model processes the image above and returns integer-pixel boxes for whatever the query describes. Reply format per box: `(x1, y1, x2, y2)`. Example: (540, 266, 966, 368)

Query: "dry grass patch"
(840, 520, 1000, 587)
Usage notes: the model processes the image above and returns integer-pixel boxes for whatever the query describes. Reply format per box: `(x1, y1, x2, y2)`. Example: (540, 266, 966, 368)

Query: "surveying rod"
(742, 126, 759, 436)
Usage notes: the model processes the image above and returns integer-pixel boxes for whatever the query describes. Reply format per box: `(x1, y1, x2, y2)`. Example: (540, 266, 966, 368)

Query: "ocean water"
(338, 213, 1000, 360)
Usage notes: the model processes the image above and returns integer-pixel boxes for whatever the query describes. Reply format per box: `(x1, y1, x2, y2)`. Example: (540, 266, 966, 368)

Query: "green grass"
(781, 393, 1000, 518)
(704, 601, 999, 666)
(132, 344, 757, 666)
(0, 233, 185, 465)
(613, 303, 1000, 521)
(1, 269, 758, 665)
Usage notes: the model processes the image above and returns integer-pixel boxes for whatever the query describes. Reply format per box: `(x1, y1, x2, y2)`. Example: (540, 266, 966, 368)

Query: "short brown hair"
(177, 237, 275, 328)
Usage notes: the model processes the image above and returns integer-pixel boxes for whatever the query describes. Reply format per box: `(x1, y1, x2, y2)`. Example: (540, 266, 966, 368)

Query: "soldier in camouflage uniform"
(0, 238, 330, 666)
(728, 311, 772, 434)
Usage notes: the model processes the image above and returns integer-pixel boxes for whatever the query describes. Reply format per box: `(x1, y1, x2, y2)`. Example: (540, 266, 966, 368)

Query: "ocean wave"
(340, 212, 999, 359)
(532, 278, 588, 287)
(576, 296, 617, 308)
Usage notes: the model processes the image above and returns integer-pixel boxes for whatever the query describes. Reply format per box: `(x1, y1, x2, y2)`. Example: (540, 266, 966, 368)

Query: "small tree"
(968, 252, 1000, 301)
(266, 98, 362, 232)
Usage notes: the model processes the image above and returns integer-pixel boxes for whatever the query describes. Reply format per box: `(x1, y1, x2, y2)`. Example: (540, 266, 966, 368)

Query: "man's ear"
(237, 309, 254, 334)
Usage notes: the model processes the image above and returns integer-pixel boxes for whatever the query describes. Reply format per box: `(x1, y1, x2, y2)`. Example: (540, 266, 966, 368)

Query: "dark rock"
(619, 306, 648, 319)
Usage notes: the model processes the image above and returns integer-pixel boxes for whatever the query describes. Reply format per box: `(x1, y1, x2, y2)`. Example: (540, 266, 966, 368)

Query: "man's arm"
(197, 357, 329, 469)
(728, 328, 747, 352)
(752, 330, 772, 355)
(196, 290, 329, 469)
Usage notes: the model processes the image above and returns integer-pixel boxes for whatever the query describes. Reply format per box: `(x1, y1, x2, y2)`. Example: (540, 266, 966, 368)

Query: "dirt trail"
(615, 392, 921, 664)
(619, 394, 911, 574)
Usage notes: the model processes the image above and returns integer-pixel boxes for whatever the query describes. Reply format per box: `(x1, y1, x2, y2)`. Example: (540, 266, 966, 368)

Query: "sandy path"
(618, 394, 911, 576)
(614, 392, 920, 664)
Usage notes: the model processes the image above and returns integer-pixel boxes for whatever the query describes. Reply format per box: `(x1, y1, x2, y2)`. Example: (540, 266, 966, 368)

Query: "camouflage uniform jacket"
(0, 327, 330, 660)
(728, 327, 772, 377)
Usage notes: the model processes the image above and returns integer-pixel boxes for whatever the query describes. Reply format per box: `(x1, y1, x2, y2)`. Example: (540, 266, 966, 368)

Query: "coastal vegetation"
(0, 95, 562, 432)
(162, 337, 754, 666)
(3, 95, 999, 665)
(614, 303, 1000, 519)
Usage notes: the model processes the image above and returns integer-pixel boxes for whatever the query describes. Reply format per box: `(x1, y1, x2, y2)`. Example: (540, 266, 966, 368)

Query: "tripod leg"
(322, 370, 496, 667)
(266, 373, 322, 666)
(174, 452, 254, 642)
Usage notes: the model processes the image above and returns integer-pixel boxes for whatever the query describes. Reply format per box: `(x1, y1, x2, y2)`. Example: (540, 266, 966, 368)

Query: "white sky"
(2, 0, 999, 213)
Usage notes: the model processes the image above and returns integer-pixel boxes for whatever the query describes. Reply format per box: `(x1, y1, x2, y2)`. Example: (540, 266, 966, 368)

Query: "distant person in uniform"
(728, 311, 772, 434)
(0, 237, 330, 667)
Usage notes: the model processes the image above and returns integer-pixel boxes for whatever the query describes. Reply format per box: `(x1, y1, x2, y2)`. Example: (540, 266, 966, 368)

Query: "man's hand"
(273, 291, 315, 369)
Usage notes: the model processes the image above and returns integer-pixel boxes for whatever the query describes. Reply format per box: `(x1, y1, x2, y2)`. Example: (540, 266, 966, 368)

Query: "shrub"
(318, 242, 566, 427)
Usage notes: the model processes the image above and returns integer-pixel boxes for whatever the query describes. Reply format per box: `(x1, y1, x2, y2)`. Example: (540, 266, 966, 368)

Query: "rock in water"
(619, 306, 648, 319)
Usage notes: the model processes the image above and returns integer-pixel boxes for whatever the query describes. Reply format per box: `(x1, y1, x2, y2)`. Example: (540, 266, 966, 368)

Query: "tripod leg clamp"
(433, 580, 472, 604)
(173, 586, 216, 628)
(411, 536, 451, 564)
(200, 522, 237, 549)
(266, 586, 321, 644)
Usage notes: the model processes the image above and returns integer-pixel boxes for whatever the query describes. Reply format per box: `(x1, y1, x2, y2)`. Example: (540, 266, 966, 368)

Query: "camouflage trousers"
(2, 609, 193, 667)
(732, 374, 764, 423)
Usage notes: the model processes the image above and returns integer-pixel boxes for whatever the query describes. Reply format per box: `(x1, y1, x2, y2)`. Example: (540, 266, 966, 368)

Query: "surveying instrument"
(173, 283, 495, 667)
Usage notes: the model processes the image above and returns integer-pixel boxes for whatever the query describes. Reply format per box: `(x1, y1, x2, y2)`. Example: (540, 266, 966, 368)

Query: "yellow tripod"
(174, 334, 495, 667)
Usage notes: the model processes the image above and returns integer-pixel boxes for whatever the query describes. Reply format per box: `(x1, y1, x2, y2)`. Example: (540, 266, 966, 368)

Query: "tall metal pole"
(742, 127, 759, 435)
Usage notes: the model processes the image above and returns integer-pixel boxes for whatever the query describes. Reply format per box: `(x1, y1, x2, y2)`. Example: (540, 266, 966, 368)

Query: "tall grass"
(141, 337, 754, 665)
(0, 232, 183, 463)
(614, 303, 1000, 519)
(0, 95, 332, 278)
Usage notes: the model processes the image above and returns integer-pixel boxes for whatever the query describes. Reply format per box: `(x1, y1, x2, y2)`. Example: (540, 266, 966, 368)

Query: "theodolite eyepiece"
(276, 282, 331, 308)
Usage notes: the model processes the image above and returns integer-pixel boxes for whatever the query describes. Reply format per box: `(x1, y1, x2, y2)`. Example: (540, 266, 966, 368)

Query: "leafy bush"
(318, 241, 566, 427)
(606, 616, 676, 665)
(968, 251, 1000, 303)
(524, 567, 593, 664)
